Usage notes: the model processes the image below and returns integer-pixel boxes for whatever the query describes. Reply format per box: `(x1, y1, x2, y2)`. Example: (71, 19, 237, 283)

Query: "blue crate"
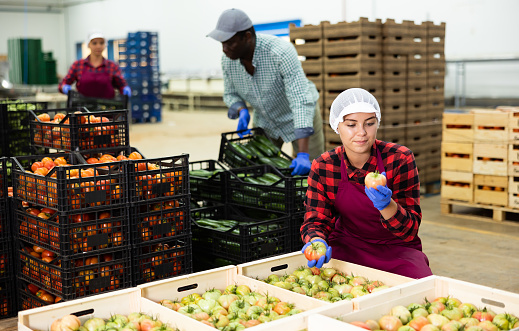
(131, 100, 161, 113)
(132, 109, 162, 123)
(130, 88, 161, 99)
(127, 31, 158, 40)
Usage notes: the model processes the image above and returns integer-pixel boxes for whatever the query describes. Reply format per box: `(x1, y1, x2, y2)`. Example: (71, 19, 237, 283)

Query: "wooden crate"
(322, 18, 383, 38)
(509, 162, 519, 177)
(324, 53, 382, 73)
(289, 22, 323, 41)
(441, 170, 473, 202)
(509, 176, 519, 194)
(17, 289, 177, 331)
(474, 174, 508, 206)
(301, 57, 323, 75)
(137, 265, 331, 331)
(442, 111, 474, 142)
(473, 143, 508, 175)
(509, 193, 519, 209)
(323, 38, 382, 57)
(306, 275, 519, 330)
(237, 252, 413, 311)
(293, 39, 324, 57)
(473, 109, 509, 142)
(441, 142, 473, 172)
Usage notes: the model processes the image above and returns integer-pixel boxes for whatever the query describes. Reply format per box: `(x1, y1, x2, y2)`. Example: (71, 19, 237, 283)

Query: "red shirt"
(59, 56, 127, 95)
(301, 140, 422, 244)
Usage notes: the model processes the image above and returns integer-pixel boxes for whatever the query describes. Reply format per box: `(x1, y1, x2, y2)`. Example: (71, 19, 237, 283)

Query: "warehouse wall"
(0, 10, 67, 77)
(0, 0, 518, 99)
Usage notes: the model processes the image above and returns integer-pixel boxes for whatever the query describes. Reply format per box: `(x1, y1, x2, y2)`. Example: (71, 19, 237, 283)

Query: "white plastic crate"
(304, 275, 519, 330)
(137, 265, 344, 330)
(237, 252, 414, 310)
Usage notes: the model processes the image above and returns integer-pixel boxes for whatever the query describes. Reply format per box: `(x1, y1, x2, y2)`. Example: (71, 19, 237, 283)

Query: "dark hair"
(235, 26, 256, 39)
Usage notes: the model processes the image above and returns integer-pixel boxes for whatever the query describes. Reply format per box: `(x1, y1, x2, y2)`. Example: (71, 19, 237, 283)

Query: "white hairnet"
(329, 88, 381, 134)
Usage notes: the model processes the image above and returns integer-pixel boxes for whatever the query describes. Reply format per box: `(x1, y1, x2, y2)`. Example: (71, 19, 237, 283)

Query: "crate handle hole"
(71, 308, 94, 317)
(271, 264, 289, 273)
(178, 283, 198, 293)
(481, 298, 505, 308)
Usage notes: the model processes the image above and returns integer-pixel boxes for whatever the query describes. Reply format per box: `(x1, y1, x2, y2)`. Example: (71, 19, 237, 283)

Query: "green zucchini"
(190, 169, 215, 178)
(270, 157, 292, 169)
(250, 139, 274, 157)
(262, 172, 283, 183)
(230, 142, 252, 160)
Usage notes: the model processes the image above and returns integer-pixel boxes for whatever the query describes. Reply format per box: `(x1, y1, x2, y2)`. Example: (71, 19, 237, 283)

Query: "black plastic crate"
(218, 127, 293, 169)
(192, 248, 235, 273)
(28, 107, 130, 153)
(17, 278, 62, 310)
(130, 195, 190, 245)
(0, 158, 9, 239)
(127, 153, 189, 203)
(189, 159, 228, 204)
(132, 235, 192, 286)
(14, 202, 130, 256)
(0, 278, 17, 317)
(227, 164, 307, 214)
(67, 90, 129, 111)
(12, 153, 128, 212)
(290, 211, 306, 251)
(191, 204, 291, 263)
(0, 239, 14, 282)
(18, 240, 132, 301)
(0, 100, 48, 158)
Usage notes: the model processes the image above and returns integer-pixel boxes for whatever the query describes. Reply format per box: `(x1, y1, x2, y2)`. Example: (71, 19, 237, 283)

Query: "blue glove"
(301, 239, 332, 268)
(123, 86, 132, 96)
(290, 152, 311, 176)
(237, 108, 251, 138)
(62, 84, 71, 95)
(364, 172, 392, 210)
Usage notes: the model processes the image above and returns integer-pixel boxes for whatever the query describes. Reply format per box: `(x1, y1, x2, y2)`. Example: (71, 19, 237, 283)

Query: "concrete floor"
(129, 109, 519, 294)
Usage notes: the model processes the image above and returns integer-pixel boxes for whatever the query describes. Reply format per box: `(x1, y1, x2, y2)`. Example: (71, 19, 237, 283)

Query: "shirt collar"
(85, 55, 107, 68)
(342, 144, 378, 178)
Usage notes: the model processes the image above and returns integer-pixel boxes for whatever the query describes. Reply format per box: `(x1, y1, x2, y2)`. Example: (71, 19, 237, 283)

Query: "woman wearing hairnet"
(300, 88, 432, 279)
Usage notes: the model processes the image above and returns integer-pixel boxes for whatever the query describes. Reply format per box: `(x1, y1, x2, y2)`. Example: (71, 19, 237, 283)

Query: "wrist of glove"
(364, 172, 392, 210)
(236, 108, 251, 138)
(123, 86, 132, 96)
(62, 84, 71, 94)
(301, 238, 332, 268)
(290, 152, 311, 176)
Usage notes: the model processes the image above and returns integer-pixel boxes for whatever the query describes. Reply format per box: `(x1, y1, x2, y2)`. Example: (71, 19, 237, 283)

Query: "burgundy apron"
(77, 63, 115, 99)
(328, 145, 432, 279)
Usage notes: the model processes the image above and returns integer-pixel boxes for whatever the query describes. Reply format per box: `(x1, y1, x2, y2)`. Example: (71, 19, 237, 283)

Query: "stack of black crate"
(0, 158, 16, 318)
(12, 108, 133, 309)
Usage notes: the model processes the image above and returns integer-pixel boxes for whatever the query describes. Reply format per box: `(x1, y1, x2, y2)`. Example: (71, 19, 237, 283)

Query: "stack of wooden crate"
(290, 18, 446, 186)
(441, 107, 519, 215)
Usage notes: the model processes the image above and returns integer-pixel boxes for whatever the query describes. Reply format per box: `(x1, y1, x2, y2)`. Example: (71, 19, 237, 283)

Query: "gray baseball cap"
(207, 8, 253, 42)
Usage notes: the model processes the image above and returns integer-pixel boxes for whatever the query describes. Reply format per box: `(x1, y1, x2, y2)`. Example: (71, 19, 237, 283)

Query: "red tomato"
(303, 241, 327, 261)
(365, 171, 387, 190)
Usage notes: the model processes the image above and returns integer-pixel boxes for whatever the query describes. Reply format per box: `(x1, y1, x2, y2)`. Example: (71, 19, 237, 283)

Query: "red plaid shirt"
(59, 56, 127, 94)
(301, 140, 422, 244)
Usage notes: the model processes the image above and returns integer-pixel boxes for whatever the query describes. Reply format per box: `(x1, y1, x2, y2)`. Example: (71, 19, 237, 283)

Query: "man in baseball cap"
(207, 8, 253, 42)
(206, 8, 325, 176)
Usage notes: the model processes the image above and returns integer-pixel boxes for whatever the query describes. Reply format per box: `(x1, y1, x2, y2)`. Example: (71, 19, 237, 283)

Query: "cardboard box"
(306, 275, 519, 330)
(237, 252, 413, 311)
(138, 265, 334, 331)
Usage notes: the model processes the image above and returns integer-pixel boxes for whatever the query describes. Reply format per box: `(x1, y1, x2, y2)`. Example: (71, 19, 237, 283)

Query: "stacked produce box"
(121, 31, 162, 123)
(289, 22, 325, 112)
(189, 129, 304, 271)
(2, 104, 192, 312)
(441, 107, 519, 209)
(0, 158, 16, 318)
(290, 18, 446, 186)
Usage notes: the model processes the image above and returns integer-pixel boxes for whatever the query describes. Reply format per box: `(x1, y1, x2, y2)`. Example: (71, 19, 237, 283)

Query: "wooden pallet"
(440, 198, 519, 222)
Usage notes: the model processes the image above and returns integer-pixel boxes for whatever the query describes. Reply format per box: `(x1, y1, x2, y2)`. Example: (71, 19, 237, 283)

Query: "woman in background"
(59, 31, 131, 99)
